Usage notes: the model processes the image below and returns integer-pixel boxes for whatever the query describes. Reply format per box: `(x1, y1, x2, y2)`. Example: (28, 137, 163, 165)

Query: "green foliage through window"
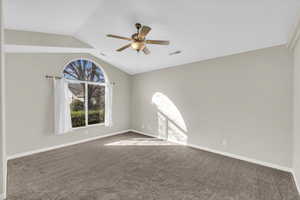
(63, 59, 106, 128)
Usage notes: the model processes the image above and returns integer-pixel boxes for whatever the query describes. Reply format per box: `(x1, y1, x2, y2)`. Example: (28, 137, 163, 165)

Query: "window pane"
(69, 83, 86, 128)
(63, 60, 86, 81)
(86, 62, 106, 83)
(63, 59, 105, 83)
(88, 84, 105, 125)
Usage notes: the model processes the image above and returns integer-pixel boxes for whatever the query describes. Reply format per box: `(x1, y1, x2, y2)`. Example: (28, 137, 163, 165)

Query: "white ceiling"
(4, 0, 300, 74)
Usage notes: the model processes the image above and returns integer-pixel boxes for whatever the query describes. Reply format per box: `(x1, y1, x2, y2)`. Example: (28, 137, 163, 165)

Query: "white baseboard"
(131, 129, 157, 138)
(187, 143, 292, 172)
(291, 170, 300, 195)
(130, 129, 292, 173)
(8, 129, 131, 160)
(0, 193, 5, 200)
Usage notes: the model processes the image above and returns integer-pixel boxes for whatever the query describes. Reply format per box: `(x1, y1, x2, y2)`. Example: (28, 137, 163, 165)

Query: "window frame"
(62, 58, 108, 130)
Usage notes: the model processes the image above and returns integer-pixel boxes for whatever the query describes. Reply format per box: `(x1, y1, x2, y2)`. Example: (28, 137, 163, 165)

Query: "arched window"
(63, 59, 108, 128)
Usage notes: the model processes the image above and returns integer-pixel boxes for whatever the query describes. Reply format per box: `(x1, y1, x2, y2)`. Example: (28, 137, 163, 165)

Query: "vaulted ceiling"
(4, 0, 300, 74)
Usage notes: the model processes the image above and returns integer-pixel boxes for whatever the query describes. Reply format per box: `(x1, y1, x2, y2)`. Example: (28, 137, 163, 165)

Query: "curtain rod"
(45, 75, 62, 79)
(45, 75, 116, 85)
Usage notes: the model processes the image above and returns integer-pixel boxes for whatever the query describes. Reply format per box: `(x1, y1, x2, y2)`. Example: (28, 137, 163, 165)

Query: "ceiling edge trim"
(288, 17, 300, 50)
(4, 44, 96, 53)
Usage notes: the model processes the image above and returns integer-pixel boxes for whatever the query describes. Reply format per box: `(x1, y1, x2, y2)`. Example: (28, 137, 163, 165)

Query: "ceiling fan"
(106, 23, 170, 55)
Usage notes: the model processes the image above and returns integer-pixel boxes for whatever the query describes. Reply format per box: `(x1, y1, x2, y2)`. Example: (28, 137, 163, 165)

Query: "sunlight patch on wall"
(152, 92, 187, 144)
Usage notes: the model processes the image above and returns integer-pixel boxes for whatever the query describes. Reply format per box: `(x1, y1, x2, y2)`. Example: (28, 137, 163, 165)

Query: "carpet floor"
(7, 132, 300, 200)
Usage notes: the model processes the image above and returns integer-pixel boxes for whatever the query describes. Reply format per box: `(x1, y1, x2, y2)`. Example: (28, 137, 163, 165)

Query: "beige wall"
(293, 38, 300, 190)
(5, 53, 131, 157)
(131, 45, 293, 168)
(0, 0, 5, 197)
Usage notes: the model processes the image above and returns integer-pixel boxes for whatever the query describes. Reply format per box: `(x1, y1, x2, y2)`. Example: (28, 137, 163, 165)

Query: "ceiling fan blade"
(146, 40, 170, 45)
(143, 47, 151, 55)
(116, 43, 131, 51)
(138, 26, 151, 39)
(107, 34, 132, 41)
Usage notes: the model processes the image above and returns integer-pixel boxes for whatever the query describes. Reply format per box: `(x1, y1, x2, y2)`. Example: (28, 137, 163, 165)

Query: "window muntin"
(63, 59, 106, 128)
(63, 59, 105, 83)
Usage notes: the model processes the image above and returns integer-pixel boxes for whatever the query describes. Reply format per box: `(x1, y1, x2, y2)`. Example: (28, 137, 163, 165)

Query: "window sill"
(72, 123, 105, 131)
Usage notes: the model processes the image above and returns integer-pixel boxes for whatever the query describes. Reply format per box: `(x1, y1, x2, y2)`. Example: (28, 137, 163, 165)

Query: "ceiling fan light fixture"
(131, 41, 145, 50)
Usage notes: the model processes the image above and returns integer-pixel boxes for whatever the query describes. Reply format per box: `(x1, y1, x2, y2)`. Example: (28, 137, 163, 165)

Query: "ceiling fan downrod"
(135, 23, 142, 33)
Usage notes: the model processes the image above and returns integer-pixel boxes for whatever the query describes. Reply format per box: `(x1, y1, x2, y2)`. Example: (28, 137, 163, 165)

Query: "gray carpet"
(7, 132, 300, 200)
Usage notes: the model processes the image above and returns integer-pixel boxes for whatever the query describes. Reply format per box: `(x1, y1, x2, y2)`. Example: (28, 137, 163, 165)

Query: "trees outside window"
(63, 59, 106, 128)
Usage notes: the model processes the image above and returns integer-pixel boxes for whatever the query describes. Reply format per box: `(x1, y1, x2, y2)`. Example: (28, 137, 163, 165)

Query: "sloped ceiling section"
(5, 30, 92, 48)
(4, 0, 300, 74)
(4, 0, 102, 35)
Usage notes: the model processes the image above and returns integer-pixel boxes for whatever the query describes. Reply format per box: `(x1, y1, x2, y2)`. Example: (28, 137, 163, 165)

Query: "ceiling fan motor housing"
(131, 33, 139, 40)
